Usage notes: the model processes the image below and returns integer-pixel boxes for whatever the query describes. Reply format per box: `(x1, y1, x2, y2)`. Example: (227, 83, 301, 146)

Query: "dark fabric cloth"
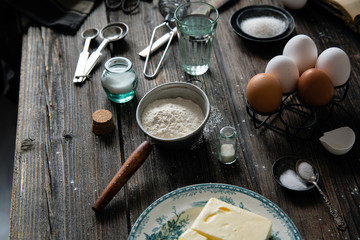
(3, 0, 97, 33)
(0, 0, 98, 101)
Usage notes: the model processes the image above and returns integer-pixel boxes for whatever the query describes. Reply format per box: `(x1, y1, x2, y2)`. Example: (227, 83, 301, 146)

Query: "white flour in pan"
(141, 97, 205, 139)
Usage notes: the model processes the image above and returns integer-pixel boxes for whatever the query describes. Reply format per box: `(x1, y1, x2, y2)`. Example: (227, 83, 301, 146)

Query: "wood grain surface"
(9, 0, 360, 239)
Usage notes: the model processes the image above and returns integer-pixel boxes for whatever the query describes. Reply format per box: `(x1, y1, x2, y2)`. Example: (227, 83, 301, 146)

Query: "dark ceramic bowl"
(230, 5, 295, 43)
(272, 156, 319, 191)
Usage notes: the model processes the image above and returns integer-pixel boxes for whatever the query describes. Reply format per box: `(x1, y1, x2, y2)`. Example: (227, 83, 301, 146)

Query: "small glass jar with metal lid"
(101, 57, 138, 103)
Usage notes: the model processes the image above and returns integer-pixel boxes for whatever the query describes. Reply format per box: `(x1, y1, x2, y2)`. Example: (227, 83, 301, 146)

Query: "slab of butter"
(179, 198, 272, 240)
(179, 229, 207, 240)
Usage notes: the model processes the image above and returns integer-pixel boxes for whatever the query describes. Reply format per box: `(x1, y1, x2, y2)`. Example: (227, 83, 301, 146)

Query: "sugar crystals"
(240, 16, 286, 38)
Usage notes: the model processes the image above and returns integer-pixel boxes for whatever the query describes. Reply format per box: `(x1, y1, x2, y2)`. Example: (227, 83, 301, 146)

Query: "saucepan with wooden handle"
(92, 81, 209, 212)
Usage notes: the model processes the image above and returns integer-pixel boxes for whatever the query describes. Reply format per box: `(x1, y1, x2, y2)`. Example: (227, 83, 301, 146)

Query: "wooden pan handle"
(92, 141, 153, 212)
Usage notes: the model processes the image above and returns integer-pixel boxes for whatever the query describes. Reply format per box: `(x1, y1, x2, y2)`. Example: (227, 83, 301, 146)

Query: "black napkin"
(0, 0, 99, 100)
(3, 0, 98, 32)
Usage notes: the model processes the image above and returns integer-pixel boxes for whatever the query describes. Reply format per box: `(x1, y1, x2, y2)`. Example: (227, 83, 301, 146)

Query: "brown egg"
(297, 68, 334, 106)
(246, 73, 283, 113)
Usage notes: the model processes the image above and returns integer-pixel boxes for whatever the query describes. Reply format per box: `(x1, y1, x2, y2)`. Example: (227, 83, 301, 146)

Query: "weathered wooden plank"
(10, 3, 128, 239)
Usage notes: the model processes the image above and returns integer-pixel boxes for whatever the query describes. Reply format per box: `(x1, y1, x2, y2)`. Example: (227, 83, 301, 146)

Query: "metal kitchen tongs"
(143, 0, 186, 79)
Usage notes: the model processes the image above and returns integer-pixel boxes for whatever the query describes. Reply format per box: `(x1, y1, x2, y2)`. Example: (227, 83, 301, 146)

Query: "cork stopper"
(92, 109, 115, 135)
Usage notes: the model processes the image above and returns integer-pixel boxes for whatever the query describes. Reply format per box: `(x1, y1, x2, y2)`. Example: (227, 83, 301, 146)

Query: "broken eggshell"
(319, 126, 355, 155)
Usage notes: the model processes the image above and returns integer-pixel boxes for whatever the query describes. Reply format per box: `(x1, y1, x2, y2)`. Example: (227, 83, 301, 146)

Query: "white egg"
(282, 0, 307, 9)
(265, 55, 299, 94)
(283, 34, 318, 74)
(315, 47, 351, 86)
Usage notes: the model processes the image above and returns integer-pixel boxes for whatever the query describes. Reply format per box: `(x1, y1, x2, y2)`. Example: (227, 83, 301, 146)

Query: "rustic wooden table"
(9, 0, 360, 239)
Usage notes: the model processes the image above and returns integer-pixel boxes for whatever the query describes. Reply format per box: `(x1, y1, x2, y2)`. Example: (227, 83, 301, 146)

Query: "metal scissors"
(105, 0, 140, 13)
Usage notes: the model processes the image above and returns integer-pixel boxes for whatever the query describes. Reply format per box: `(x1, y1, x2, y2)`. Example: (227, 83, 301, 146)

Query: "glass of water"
(174, 2, 219, 75)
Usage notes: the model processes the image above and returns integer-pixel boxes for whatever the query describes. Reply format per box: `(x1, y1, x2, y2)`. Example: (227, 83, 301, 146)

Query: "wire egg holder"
(246, 80, 350, 140)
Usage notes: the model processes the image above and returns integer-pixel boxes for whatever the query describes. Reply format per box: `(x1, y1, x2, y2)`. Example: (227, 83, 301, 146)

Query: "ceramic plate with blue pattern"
(128, 183, 301, 240)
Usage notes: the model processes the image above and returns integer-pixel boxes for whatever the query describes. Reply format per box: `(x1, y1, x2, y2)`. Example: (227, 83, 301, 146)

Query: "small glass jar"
(101, 57, 138, 103)
(218, 126, 237, 164)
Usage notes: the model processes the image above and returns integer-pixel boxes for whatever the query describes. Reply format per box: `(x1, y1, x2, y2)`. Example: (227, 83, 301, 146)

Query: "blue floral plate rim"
(128, 183, 302, 240)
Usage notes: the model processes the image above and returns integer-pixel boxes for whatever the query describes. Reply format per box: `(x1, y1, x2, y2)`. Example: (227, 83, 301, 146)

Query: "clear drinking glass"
(174, 2, 219, 76)
(101, 57, 138, 103)
(218, 126, 237, 164)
